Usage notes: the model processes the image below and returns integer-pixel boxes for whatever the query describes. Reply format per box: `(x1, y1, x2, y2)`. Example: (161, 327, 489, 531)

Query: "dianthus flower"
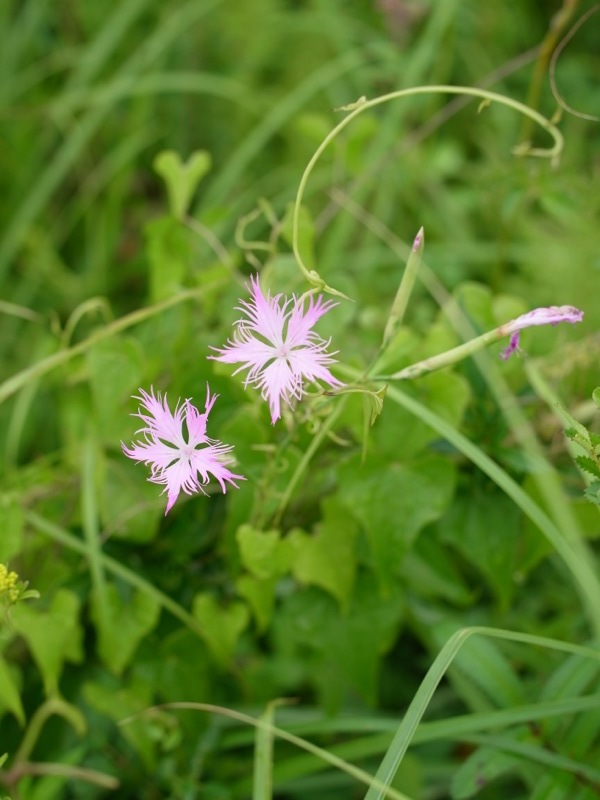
(209, 275, 344, 423)
(500, 305, 584, 360)
(122, 387, 244, 514)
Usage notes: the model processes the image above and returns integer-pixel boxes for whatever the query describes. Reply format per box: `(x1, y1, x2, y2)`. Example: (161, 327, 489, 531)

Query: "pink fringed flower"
(122, 387, 244, 514)
(209, 275, 344, 423)
(500, 305, 584, 360)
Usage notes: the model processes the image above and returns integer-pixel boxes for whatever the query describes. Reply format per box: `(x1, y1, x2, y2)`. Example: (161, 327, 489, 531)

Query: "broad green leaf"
(192, 593, 249, 666)
(101, 457, 162, 543)
(371, 371, 470, 460)
(592, 388, 600, 409)
(91, 581, 160, 675)
(236, 574, 277, 632)
(0, 653, 24, 724)
(12, 589, 82, 695)
(338, 454, 456, 590)
(288, 497, 358, 611)
(236, 525, 290, 580)
(88, 337, 144, 441)
(0, 498, 23, 562)
(273, 575, 404, 711)
(440, 490, 521, 608)
(153, 149, 211, 219)
(154, 630, 211, 703)
(454, 282, 498, 332)
(84, 678, 155, 768)
(401, 534, 472, 605)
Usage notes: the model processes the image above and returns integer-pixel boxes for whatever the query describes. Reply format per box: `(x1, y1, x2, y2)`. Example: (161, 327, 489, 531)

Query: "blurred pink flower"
(210, 275, 343, 423)
(122, 387, 244, 514)
(500, 305, 583, 360)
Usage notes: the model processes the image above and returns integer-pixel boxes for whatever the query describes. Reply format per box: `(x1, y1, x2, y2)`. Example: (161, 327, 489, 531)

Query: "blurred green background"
(1, 1, 599, 798)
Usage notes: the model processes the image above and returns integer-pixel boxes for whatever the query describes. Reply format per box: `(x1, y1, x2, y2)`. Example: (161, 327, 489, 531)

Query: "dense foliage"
(1, 1, 599, 798)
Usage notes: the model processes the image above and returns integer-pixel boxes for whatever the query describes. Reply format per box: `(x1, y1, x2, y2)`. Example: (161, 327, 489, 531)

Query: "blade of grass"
(120, 702, 415, 800)
(364, 626, 600, 800)
(25, 510, 202, 640)
(0, 0, 225, 281)
(81, 433, 109, 629)
(203, 49, 367, 207)
(0, 280, 226, 406)
(382, 380, 600, 637)
(253, 701, 280, 800)
(227, 695, 600, 791)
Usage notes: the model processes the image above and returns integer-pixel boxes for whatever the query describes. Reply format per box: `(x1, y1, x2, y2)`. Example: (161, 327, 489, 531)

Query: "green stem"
(25, 511, 204, 639)
(381, 327, 504, 380)
(0, 282, 226, 406)
(13, 698, 84, 765)
(273, 398, 346, 526)
(82, 434, 109, 628)
(121, 701, 413, 800)
(293, 85, 563, 294)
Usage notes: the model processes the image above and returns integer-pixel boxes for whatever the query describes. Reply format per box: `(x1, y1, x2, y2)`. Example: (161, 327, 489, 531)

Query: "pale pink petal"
(210, 275, 344, 423)
(500, 305, 584, 360)
(285, 295, 338, 348)
(122, 387, 244, 514)
(505, 305, 583, 332)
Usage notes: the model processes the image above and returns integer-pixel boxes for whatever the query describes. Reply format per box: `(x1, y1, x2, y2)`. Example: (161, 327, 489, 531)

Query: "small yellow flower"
(0, 564, 21, 604)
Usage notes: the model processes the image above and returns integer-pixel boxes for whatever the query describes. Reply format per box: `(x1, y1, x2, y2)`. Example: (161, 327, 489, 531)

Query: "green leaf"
(88, 337, 144, 441)
(91, 581, 161, 675)
(402, 534, 472, 605)
(84, 678, 155, 769)
(584, 481, 600, 505)
(273, 574, 404, 711)
(592, 387, 600, 410)
(153, 149, 211, 219)
(451, 744, 520, 799)
(338, 454, 456, 590)
(371, 372, 470, 460)
(236, 575, 277, 632)
(236, 525, 290, 580)
(575, 456, 600, 480)
(588, 431, 600, 449)
(288, 497, 358, 611)
(440, 490, 521, 608)
(192, 593, 249, 666)
(0, 653, 25, 724)
(12, 589, 83, 695)
(101, 457, 162, 543)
